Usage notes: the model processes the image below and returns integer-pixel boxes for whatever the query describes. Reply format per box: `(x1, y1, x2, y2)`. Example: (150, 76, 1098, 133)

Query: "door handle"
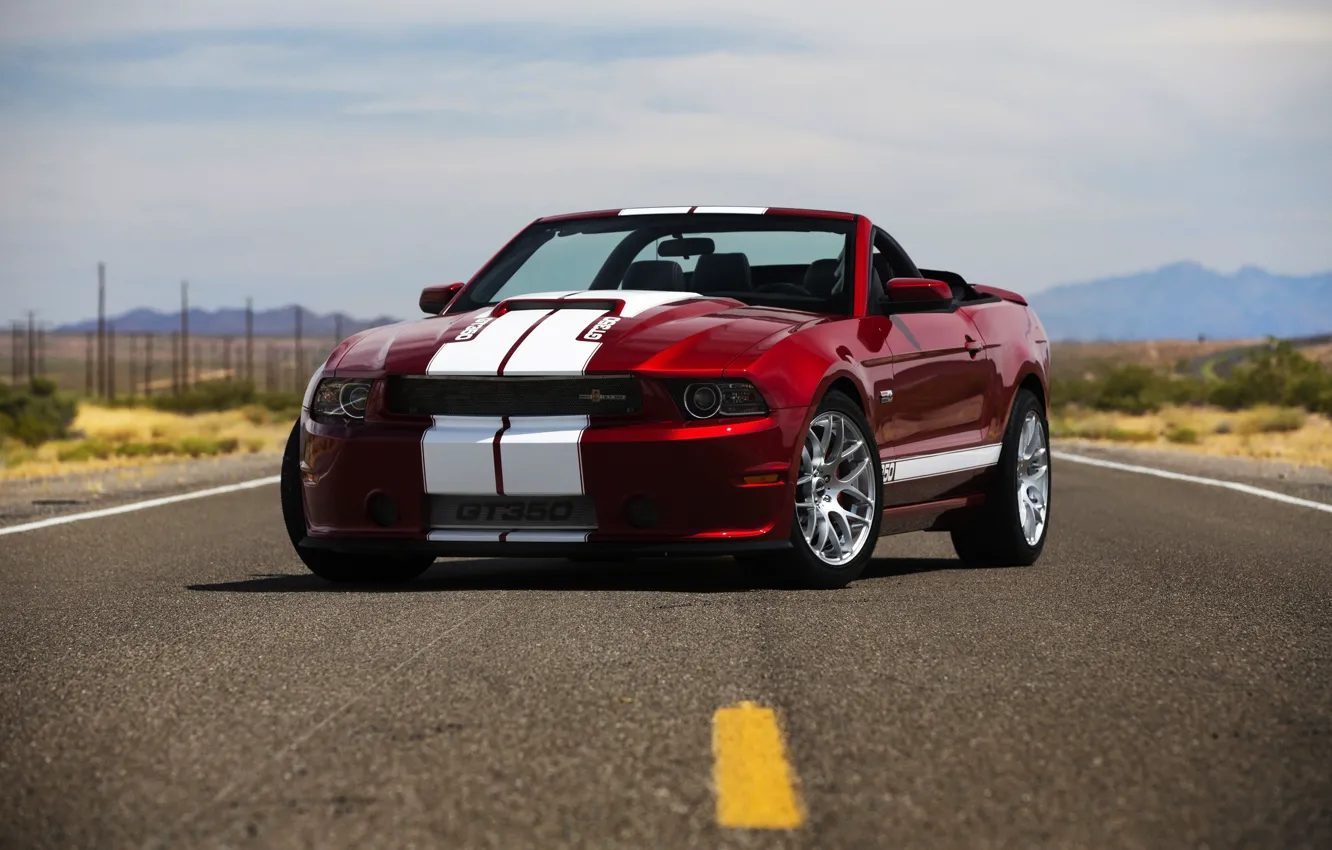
(964, 334, 982, 358)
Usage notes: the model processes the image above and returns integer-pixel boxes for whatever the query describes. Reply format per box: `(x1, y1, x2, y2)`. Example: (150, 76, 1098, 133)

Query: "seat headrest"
(803, 258, 842, 297)
(622, 260, 684, 291)
(691, 252, 752, 293)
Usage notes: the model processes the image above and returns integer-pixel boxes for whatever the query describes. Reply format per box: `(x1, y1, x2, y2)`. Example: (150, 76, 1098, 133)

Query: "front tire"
(775, 391, 883, 588)
(280, 422, 435, 585)
(950, 389, 1050, 566)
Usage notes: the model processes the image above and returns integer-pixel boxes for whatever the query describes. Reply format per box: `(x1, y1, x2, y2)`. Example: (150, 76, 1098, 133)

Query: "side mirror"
(882, 277, 953, 312)
(420, 282, 465, 315)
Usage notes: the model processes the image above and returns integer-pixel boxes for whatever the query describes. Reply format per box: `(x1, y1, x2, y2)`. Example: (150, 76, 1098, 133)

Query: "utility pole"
(180, 280, 190, 391)
(245, 297, 254, 385)
(144, 332, 154, 397)
(36, 322, 45, 378)
(334, 312, 344, 344)
(97, 262, 106, 396)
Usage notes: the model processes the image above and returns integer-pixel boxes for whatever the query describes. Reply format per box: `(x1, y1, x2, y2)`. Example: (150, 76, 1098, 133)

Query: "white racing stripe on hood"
(425, 308, 551, 375)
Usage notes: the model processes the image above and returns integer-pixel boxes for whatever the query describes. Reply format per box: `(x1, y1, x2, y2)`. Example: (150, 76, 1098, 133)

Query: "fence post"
(26, 312, 35, 384)
(108, 323, 116, 401)
(180, 280, 190, 391)
(97, 263, 106, 396)
(145, 332, 154, 397)
(245, 297, 254, 386)
(85, 331, 94, 395)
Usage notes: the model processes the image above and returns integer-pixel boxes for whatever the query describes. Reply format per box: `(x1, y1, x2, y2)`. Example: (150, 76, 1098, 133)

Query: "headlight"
(309, 378, 374, 423)
(672, 379, 768, 419)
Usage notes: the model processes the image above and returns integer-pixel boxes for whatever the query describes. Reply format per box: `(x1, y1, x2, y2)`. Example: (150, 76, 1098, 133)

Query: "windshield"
(452, 213, 858, 315)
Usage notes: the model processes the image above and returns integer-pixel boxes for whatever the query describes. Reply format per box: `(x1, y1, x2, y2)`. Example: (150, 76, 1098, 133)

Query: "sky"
(1, 0, 1330, 325)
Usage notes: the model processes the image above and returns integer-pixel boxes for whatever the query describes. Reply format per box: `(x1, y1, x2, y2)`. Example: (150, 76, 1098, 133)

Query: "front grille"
(385, 375, 641, 417)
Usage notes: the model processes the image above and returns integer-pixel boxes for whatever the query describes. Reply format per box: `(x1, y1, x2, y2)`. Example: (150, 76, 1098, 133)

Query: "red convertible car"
(281, 206, 1052, 587)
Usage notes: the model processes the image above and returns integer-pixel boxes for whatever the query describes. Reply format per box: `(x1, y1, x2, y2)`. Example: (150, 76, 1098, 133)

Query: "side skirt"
(877, 494, 986, 536)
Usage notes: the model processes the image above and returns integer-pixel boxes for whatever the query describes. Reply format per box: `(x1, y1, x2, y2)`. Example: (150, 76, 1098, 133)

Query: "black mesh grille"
(385, 375, 641, 417)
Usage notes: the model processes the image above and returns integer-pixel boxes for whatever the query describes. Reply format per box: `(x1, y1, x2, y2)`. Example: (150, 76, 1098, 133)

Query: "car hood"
(330, 290, 825, 376)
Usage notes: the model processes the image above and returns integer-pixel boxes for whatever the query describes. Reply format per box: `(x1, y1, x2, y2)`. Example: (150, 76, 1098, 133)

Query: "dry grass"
(0, 404, 290, 480)
(1053, 405, 1332, 468)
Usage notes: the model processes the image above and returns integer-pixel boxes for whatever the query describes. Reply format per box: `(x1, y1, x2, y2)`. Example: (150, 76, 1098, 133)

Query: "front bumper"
(299, 407, 807, 548)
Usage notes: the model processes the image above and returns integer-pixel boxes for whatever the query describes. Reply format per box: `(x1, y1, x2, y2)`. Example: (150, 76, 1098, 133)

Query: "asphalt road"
(2, 460, 1330, 849)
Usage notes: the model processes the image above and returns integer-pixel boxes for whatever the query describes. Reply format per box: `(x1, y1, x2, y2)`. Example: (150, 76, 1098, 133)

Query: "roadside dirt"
(0, 451, 281, 527)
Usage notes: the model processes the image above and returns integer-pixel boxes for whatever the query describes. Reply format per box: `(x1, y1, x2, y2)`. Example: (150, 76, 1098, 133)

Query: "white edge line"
(1052, 451, 1332, 515)
(0, 475, 283, 537)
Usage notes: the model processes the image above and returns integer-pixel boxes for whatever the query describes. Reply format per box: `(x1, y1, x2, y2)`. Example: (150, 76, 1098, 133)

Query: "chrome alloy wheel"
(796, 411, 876, 566)
(1017, 411, 1050, 546)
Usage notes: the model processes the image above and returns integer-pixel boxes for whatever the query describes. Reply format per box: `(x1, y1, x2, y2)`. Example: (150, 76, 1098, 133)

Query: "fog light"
(366, 491, 397, 527)
(625, 495, 658, 529)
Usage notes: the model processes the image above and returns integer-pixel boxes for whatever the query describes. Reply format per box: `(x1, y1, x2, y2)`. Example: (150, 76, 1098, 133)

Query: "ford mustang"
(280, 206, 1052, 588)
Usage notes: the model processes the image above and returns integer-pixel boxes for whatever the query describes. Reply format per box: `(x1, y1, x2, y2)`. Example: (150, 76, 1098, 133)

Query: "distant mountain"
(56, 306, 404, 338)
(1028, 262, 1332, 341)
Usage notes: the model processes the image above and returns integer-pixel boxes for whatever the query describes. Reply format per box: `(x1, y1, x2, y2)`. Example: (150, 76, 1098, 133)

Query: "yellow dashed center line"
(712, 701, 805, 829)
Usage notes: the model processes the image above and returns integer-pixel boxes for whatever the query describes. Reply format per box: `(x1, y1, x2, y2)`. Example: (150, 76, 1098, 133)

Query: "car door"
(864, 230, 995, 507)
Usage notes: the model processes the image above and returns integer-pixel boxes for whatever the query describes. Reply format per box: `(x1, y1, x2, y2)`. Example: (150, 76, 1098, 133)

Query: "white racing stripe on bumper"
(505, 530, 592, 543)
(500, 415, 588, 495)
(422, 416, 502, 495)
(428, 529, 504, 542)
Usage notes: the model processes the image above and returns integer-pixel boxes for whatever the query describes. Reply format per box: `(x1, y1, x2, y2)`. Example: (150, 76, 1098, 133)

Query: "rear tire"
(281, 422, 435, 585)
(950, 389, 1050, 566)
(774, 391, 883, 589)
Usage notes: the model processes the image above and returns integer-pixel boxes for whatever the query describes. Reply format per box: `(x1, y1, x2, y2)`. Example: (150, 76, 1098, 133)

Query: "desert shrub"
(142, 380, 303, 417)
(1166, 426, 1200, 444)
(114, 441, 177, 458)
(244, 437, 268, 453)
(239, 404, 271, 426)
(1238, 407, 1307, 435)
(1209, 339, 1332, 413)
(56, 440, 114, 462)
(176, 436, 221, 457)
(1052, 364, 1204, 415)
(0, 379, 78, 446)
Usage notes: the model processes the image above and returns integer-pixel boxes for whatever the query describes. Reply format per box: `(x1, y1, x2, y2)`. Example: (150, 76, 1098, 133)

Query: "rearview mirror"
(420, 282, 465, 315)
(656, 237, 715, 259)
(882, 277, 952, 312)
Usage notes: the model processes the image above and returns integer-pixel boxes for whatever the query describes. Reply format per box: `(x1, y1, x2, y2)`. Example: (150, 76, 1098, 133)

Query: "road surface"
(2, 459, 1329, 849)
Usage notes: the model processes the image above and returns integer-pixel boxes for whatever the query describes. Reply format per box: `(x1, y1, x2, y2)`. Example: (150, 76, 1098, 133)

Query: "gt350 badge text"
(455, 316, 494, 341)
(580, 316, 620, 341)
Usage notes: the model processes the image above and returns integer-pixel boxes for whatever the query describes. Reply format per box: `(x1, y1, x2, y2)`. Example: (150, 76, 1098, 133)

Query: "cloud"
(1, 1, 1330, 323)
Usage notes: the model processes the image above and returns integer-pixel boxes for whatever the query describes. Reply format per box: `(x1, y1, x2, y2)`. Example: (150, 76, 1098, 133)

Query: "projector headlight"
(309, 378, 373, 423)
(673, 380, 768, 419)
